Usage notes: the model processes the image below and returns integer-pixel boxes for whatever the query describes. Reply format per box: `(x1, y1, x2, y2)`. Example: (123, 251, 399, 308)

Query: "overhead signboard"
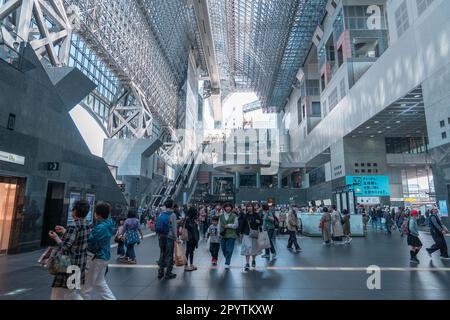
(0, 151, 25, 165)
(346, 176, 390, 197)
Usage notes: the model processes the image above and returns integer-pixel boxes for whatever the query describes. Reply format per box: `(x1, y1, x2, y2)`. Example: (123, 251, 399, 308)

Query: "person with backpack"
(156, 199, 178, 279)
(218, 203, 239, 269)
(406, 210, 423, 264)
(120, 210, 144, 264)
(261, 204, 277, 260)
(184, 207, 200, 272)
(426, 208, 449, 260)
(81, 202, 116, 300)
(48, 200, 90, 300)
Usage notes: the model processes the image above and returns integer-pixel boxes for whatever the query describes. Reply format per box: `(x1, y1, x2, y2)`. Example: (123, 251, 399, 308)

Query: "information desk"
(297, 213, 365, 237)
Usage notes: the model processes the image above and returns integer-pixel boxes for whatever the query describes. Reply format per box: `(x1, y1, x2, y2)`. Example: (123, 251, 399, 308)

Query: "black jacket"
(239, 212, 262, 236)
(185, 217, 199, 244)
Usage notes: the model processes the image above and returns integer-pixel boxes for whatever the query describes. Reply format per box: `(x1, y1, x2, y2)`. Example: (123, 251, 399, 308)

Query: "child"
(115, 218, 125, 259)
(206, 216, 221, 266)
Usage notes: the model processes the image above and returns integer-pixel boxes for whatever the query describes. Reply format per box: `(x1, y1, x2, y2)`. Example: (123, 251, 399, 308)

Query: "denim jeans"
(220, 238, 236, 265)
(126, 243, 136, 260)
(210, 242, 220, 260)
(158, 236, 175, 273)
(265, 228, 276, 255)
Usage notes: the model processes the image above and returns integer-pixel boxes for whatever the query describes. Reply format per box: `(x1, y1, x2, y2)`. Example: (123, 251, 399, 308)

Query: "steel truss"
(0, 0, 72, 66)
(209, 0, 327, 111)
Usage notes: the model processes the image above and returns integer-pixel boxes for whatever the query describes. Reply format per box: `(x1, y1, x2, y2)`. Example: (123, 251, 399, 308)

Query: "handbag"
(180, 219, 189, 241)
(47, 248, 71, 275)
(248, 220, 259, 239)
(257, 230, 271, 250)
(38, 246, 54, 266)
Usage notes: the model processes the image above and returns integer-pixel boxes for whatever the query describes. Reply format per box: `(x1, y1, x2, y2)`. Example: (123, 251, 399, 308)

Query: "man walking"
(426, 207, 450, 260)
(156, 199, 178, 279)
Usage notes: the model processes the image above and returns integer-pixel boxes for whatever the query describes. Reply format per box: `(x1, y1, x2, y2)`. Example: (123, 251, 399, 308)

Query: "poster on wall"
(67, 192, 81, 225)
(346, 176, 390, 197)
(86, 194, 96, 223)
(439, 200, 448, 217)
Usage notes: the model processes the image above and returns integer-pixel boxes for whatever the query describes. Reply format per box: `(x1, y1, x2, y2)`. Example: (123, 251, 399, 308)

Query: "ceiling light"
(366, 126, 371, 129)
(352, 135, 357, 138)
(374, 121, 379, 124)
(358, 131, 363, 134)
(370, 135, 375, 138)
(414, 95, 421, 98)
(378, 131, 383, 134)
(401, 103, 407, 107)
(396, 121, 401, 124)
(386, 126, 391, 129)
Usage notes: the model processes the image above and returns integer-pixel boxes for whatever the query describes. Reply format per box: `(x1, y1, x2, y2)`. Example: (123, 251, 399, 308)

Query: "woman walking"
(121, 210, 144, 264)
(219, 203, 239, 269)
(407, 210, 423, 264)
(341, 209, 352, 244)
(320, 207, 332, 246)
(184, 207, 200, 271)
(48, 200, 90, 300)
(287, 208, 301, 252)
(331, 206, 344, 245)
(239, 203, 262, 272)
(261, 204, 277, 260)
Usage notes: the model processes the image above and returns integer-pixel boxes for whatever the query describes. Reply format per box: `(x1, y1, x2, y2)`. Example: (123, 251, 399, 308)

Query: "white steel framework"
(0, 0, 73, 66)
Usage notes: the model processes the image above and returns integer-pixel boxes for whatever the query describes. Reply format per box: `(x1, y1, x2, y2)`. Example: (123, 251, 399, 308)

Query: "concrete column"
(235, 172, 240, 190)
(277, 171, 283, 189)
(256, 171, 261, 188)
(287, 173, 293, 188)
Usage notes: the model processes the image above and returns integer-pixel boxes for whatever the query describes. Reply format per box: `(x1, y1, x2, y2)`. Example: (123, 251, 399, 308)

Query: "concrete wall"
(0, 46, 126, 253)
(294, 0, 450, 164)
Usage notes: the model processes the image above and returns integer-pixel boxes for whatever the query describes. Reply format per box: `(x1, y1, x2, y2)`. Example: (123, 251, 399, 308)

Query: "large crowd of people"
(44, 199, 449, 300)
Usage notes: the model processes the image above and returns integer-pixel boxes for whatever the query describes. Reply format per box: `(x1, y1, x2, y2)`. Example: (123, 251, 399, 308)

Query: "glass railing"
(0, 23, 34, 71)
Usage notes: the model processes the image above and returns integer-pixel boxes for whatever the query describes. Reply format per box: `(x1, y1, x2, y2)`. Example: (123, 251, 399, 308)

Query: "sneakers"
(211, 258, 218, 266)
(346, 238, 353, 244)
(295, 247, 302, 253)
(165, 272, 177, 280)
(252, 260, 256, 268)
(410, 257, 420, 264)
(261, 254, 270, 259)
(224, 264, 230, 269)
(158, 272, 164, 280)
(184, 265, 195, 272)
(426, 248, 433, 258)
(244, 264, 250, 272)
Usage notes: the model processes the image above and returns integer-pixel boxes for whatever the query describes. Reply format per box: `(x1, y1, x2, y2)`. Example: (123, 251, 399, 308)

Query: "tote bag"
(257, 230, 271, 251)
(174, 240, 187, 267)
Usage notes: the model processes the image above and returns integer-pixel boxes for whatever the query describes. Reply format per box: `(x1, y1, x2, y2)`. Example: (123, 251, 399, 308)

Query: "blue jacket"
(87, 218, 114, 261)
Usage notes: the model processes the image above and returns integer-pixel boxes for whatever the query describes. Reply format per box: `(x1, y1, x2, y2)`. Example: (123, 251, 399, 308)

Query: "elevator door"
(0, 181, 18, 254)
(41, 182, 65, 247)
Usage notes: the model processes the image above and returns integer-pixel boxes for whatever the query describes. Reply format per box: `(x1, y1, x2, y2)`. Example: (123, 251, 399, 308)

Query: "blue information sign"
(346, 176, 390, 197)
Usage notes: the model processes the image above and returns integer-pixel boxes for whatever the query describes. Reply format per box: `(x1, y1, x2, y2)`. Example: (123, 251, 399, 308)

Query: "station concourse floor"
(0, 230, 449, 300)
